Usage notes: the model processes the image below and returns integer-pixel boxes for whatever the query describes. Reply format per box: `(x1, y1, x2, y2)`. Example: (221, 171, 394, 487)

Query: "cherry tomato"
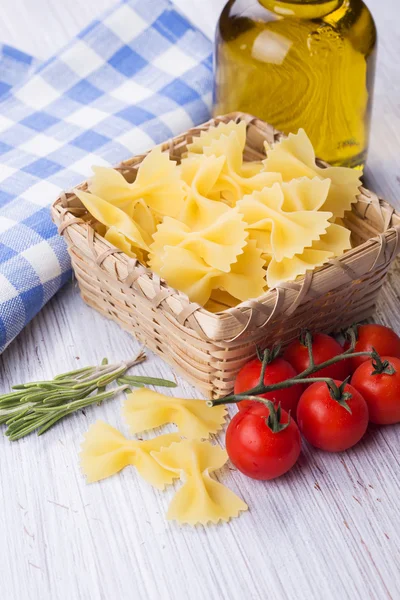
(234, 357, 304, 416)
(226, 403, 301, 480)
(344, 324, 400, 372)
(297, 380, 369, 452)
(351, 356, 400, 425)
(283, 333, 350, 383)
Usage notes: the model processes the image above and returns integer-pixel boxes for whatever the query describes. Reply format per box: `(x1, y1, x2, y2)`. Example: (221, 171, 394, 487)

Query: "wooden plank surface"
(1, 1, 400, 599)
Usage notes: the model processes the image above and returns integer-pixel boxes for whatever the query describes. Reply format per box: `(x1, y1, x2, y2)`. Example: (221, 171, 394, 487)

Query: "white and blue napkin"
(0, 0, 213, 353)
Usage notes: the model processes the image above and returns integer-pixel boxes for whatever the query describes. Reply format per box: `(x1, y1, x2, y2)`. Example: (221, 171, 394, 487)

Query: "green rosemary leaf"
(118, 375, 177, 388)
(54, 366, 94, 381)
(117, 378, 145, 388)
(96, 367, 127, 389)
(0, 390, 27, 403)
(37, 411, 70, 436)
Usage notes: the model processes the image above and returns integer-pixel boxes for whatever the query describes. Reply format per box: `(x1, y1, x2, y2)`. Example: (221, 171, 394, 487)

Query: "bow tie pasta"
(80, 421, 181, 489)
(150, 210, 248, 273)
(150, 240, 266, 305)
(75, 189, 151, 254)
(263, 129, 361, 218)
(237, 183, 333, 261)
(187, 120, 281, 204)
(179, 155, 231, 228)
(267, 223, 352, 288)
(123, 389, 227, 440)
(76, 119, 358, 307)
(151, 440, 248, 525)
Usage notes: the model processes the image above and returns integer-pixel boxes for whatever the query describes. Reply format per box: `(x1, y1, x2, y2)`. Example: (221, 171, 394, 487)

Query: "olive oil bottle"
(214, 0, 377, 168)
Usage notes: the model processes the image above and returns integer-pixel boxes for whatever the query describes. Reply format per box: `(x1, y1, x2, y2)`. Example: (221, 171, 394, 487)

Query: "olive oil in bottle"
(214, 0, 377, 168)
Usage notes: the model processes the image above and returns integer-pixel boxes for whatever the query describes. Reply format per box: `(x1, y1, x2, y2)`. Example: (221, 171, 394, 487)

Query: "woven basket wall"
(51, 113, 400, 399)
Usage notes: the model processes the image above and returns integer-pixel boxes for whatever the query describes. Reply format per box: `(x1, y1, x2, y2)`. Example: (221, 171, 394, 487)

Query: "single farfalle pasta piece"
(263, 129, 362, 219)
(151, 440, 248, 525)
(123, 389, 226, 439)
(75, 189, 151, 253)
(179, 155, 230, 229)
(150, 240, 266, 306)
(90, 147, 185, 220)
(149, 210, 248, 273)
(205, 130, 282, 201)
(150, 246, 220, 305)
(237, 183, 332, 261)
(80, 421, 181, 489)
(133, 147, 186, 218)
(89, 166, 159, 241)
(216, 240, 267, 301)
(267, 223, 352, 288)
(188, 120, 281, 205)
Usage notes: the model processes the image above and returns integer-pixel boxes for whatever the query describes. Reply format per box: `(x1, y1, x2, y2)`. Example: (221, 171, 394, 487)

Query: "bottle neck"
(258, 0, 344, 18)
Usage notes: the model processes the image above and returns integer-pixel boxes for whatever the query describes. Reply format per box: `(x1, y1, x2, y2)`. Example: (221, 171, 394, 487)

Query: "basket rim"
(51, 112, 400, 342)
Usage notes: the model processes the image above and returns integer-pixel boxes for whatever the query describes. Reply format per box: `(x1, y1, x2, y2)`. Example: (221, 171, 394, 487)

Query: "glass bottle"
(213, 0, 377, 168)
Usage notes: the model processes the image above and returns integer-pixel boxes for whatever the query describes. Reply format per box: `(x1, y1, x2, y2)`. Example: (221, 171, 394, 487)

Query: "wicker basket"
(51, 112, 400, 399)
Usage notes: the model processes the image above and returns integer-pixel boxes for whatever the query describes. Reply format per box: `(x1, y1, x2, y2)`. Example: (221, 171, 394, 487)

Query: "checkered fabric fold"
(0, 0, 213, 353)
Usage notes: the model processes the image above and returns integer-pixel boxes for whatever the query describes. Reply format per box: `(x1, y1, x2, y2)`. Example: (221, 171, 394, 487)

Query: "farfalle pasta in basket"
(73, 119, 358, 305)
(52, 113, 400, 399)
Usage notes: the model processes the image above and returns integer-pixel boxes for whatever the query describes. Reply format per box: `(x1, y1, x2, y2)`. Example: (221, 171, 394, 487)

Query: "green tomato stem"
(207, 347, 374, 408)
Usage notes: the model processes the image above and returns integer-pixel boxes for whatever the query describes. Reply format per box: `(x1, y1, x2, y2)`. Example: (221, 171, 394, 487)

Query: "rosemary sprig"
(0, 351, 176, 441)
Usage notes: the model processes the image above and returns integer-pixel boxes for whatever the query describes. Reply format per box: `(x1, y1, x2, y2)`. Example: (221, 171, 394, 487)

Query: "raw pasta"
(103, 226, 144, 261)
(188, 121, 281, 204)
(75, 189, 151, 253)
(123, 389, 227, 439)
(204, 130, 282, 200)
(205, 290, 240, 313)
(263, 129, 362, 219)
(149, 210, 248, 272)
(80, 421, 180, 489)
(187, 120, 248, 156)
(237, 183, 332, 261)
(280, 177, 331, 212)
(267, 223, 352, 287)
(151, 240, 266, 305)
(216, 240, 266, 301)
(151, 440, 248, 525)
(151, 246, 220, 305)
(92, 147, 185, 219)
(179, 155, 230, 229)
(77, 119, 356, 309)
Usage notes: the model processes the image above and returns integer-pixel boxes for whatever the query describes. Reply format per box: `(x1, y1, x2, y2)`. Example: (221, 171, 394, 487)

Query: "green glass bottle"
(213, 0, 377, 168)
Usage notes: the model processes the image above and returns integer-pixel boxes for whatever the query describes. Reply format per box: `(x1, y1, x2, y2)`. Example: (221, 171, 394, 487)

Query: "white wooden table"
(1, 2, 400, 599)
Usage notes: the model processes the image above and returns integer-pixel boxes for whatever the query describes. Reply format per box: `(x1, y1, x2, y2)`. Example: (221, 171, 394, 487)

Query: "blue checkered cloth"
(0, 0, 213, 353)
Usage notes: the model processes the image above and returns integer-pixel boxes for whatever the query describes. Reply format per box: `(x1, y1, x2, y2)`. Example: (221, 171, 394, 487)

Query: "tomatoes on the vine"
(234, 355, 304, 416)
(297, 380, 369, 452)
(344, 324, 400, 372)
(226, 402, 301, 480)
(351, 356, 400, 425)
(283, 332, 350, 383)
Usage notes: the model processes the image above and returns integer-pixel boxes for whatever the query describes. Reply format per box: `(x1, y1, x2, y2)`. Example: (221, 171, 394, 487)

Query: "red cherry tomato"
(344, 324, 400, 372)
(297, 380, 369, 452)
(283, 333, 350, 383)
(351, 356, 400, 425)
(226, 403, 301, 480)
(234, 357, 304, 416)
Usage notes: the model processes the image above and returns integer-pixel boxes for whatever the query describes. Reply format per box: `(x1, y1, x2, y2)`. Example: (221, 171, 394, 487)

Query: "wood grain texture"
(1, 1, 400, 599)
